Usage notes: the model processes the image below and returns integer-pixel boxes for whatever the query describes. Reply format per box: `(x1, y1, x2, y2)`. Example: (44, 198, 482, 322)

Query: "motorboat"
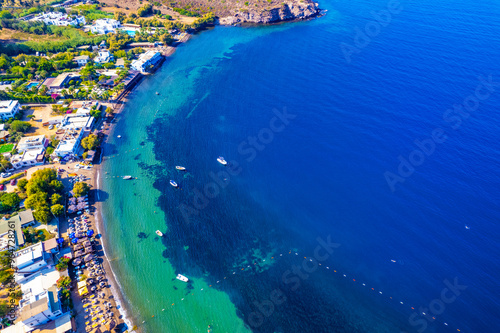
(175, 166, 186, 171)
(217, 156, 227, 165)
(170, 180, 178, 188)
(156, 230, 163, 237)
(123, 175, 132, 180)
(176, 274, 189, 282)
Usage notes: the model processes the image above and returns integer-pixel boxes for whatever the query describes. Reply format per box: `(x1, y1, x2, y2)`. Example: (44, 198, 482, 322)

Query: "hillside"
(101, 0, 321, 25)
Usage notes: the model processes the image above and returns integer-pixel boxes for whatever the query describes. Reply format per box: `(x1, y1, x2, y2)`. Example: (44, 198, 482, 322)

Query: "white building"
(17, 268, 63, 330)
(90, 18, 120, 34)
(16, 135, 47, 153)
(73, 54, 89, 66)
(30, 12, 85, 26)
(54, 114, 94, 157)
(11, 148, 45, 169)
(0, 100, 20, 120)
(94, 50, 114, 64)
(131, 51, 163, 73)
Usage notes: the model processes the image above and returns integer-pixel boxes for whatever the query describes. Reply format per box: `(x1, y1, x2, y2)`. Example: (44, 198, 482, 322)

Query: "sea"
(98, 0, 500, 332)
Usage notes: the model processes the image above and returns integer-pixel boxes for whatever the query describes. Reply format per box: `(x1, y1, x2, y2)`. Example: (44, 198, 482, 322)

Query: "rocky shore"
(218, 1, 321, 25)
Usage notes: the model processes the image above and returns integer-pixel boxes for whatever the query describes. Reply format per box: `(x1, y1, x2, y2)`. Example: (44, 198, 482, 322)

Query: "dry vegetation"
(98, 0, 294, 19)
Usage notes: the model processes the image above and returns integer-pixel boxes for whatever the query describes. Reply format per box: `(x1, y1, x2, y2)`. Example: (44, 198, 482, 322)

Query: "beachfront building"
(54, 113, 94, 158)
(16, 135, 48, 153)
(30, 12, 86, 26)
(73, 54, 89, 66)
(18, 268, 63, 330)
(94, 50, 114, 64)
(0, 100, 20, 120)
(90, 18, 121, 35)
(131, 51, 163, 73)
(54, 129, 85, 158)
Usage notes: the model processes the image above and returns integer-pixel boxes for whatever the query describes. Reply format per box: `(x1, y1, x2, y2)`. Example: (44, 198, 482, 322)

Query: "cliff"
(218, 1, 321, 25)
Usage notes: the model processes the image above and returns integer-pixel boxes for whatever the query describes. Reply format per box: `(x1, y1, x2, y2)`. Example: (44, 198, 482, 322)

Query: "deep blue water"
(103, 0, 500, 331)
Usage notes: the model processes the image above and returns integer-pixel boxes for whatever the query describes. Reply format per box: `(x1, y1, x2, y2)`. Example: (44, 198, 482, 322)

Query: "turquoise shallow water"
(100, 0, 500, 332)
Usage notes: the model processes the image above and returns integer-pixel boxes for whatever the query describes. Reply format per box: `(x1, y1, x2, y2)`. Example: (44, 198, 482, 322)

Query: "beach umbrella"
(69, 204, 77, 211)
(77, 202, 86, 210)
(72, 238, 78, 244)
(69, 232, 75, 238)
(87, 230, 94, 237)
(57, 238, 64, 244)
(69, 198, 77, 204)
(78, 196, 86, 202)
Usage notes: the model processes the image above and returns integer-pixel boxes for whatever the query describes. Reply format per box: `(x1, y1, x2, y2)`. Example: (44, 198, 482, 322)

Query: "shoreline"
(82, 34, 189, 333)
(93, 168, 136, 332)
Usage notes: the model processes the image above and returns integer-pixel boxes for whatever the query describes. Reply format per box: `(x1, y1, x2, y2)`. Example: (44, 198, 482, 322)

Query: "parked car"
(0, 184, 4, 190)
(1, 172, 11, 178)
(10, 179, 16, 185)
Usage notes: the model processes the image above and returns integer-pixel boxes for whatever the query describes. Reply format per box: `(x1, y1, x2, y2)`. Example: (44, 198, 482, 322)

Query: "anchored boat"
(175, 166, 186, 171)
(123, 175, 132, 180)
(170, 180, 178, 187)
(156, 230, 163, 237)
(176, 274, 189, 282)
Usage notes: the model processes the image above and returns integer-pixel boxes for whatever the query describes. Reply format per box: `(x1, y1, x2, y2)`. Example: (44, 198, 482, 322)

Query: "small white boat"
(175, 166, 186, 171)
(170, 180, 178, 187)
(123, 175, 132, 180)
(156, 230, 163, 237)
(117, 135, 121, 138)
(176, 274, 189, 282)
(217, 156, 227, 165)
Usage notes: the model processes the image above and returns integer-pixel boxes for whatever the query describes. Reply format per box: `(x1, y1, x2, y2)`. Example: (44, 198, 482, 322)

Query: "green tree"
(26, 178, 49, 196)
(17, 178, 28, 192)
(80, 64, 97, 81)
(49, 180, 64, 193)
(50, 204, 64, 216)
(51, 193, 62, 205)
(57, 276, 71, 289)
(55, 257, 70, 271)
(0, 192, 21, 211)
(9, 121, 31, 134)
(33, 205, 51, 224)
(81, 134, 99, 150)
(72, 182, 90, 197)
(31, 168, 57, 184)
(25, 191, 48, 209)
(89, 109, 101, 118)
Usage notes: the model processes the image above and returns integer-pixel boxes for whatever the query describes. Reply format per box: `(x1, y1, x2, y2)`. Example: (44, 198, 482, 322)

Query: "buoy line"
(138, 249, 463, 332)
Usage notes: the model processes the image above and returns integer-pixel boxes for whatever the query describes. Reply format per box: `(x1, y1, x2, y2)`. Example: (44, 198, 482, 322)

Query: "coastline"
(86, 46, 168, 333)
(93, 168, 136, 332)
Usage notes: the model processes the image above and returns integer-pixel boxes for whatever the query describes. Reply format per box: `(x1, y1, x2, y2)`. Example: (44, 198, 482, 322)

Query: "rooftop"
(17, 135, 46, 147)
(19, 297, 49, 322)
(73, 55, 89, 61)
(14, 242, 44, 269)
(0, 100, 19, 111)
(18, 209, 35, 225)
(32, 312, 74, 333)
